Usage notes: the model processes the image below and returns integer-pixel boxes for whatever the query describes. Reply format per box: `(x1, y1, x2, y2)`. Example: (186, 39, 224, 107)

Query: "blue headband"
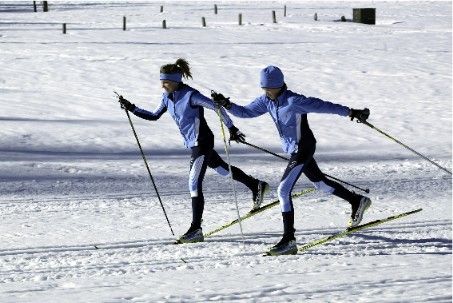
(160, 73, 182, 82)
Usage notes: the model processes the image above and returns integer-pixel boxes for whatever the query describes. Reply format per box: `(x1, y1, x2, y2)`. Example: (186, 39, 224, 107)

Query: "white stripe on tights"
(277, 164, 304, 212)
(189, 155, 205, 197)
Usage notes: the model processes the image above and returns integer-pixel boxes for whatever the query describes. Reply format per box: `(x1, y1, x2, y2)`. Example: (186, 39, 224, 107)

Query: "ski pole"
(239, 140, 370, 193)
(114, 92, 175, 236)
(214, 104, 245, 241)
(359, 120, 451, 175)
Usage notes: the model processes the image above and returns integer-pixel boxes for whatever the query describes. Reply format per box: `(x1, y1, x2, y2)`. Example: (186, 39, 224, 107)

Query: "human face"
(161, 80, 179, 94)
(263, 87, 281, 101)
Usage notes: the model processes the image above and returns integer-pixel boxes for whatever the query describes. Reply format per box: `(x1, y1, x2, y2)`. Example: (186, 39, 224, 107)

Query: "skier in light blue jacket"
(118, 59, 268, 244)
(212, 65, 371, 255)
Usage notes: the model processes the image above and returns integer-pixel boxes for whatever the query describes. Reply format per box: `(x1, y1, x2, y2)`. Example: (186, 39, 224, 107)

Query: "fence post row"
(43, 4, 376, 33)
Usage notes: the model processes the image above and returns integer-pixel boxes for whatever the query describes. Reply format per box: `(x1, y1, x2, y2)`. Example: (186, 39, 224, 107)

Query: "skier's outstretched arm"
(211, 92, 267, 118)
(133, 100, 167, 121)
(295, 96, 370, 122)
(295, 96, 350, 116)
(119, 96, 167, 121)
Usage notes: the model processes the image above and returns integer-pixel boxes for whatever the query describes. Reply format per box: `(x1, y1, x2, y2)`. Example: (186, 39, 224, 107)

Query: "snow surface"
(0, 1, 451, 302)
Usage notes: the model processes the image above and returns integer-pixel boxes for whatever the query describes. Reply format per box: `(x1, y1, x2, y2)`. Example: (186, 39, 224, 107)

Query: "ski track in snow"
(0, 1, 451, 302)
(0, 156, 451, 302)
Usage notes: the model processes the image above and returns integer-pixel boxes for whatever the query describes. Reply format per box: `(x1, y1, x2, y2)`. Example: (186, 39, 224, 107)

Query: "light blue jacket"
(132, 84, 234, 148)
(228, 88, 350, 154)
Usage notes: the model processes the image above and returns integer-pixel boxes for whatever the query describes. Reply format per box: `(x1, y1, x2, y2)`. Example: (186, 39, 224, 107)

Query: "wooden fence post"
(160, 5, 163, 13)
(62, 23, 66, 34)
(272, 10, 277, 23)
(42, 1, 48, 12)
(162, 20, 167, 29)
(284, 5, 286, 17)
(123, 16, 126, 30)
(202, 17, 206, 27)
(238, 13, 242, 26)
(33, 1, 37, 12)
(214, 4, 217, 14)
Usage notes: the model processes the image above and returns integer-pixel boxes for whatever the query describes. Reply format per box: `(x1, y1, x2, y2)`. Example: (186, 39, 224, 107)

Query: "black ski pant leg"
(189, 146, 210, 228)
(282, 211, 295, 240)
(303, 158, 361, 205)
(207, 149, 258, 191)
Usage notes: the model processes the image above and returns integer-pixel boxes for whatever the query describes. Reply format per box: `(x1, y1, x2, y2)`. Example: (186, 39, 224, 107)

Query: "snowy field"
(0, 1, 451, 302)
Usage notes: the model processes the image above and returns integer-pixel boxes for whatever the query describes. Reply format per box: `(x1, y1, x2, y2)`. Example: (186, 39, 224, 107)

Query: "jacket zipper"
(275, 98, 283, 137)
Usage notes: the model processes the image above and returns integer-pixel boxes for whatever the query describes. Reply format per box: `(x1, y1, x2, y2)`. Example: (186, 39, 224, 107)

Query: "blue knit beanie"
(260, 66, 284, 88)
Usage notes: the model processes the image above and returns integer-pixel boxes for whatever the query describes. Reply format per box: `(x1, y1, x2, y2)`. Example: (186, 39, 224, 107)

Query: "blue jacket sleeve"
(132, 99, 167, 121)
(294, 96, 350, 116)
(228, 97, 268, 118)
(191, 91, 234, 128)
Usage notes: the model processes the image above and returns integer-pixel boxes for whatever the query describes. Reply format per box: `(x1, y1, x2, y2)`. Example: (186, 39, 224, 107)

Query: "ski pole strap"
(362, 121, 452, 175)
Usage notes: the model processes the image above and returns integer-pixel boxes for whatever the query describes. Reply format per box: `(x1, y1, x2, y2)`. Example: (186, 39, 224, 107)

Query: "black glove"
(349, 108, 370, 122)
(118, 96, 136, 112)
(211, 91, 232, 109)
(229, 125, 246, 143)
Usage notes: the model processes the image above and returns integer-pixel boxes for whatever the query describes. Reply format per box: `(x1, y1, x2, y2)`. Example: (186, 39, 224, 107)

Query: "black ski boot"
(177, 224, 204, 244)
(349, 196, 372, 228)
(267, 234, 297, 256)
(266, 211, 297, 255)
(252, 181, 269, 210)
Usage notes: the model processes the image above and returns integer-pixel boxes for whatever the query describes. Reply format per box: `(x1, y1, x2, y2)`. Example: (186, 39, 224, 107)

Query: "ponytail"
(160, 58, 192, 80)
(175, 58, 192, 80)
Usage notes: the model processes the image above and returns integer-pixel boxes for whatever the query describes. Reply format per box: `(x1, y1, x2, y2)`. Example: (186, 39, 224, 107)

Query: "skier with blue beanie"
(118, 58, 269, 244)
(212, 65, 371, 255)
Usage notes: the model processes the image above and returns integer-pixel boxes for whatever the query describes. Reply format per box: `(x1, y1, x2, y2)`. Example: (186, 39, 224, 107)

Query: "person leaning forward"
(212, 65, 371, 256)
(118, 58, 269, 244)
